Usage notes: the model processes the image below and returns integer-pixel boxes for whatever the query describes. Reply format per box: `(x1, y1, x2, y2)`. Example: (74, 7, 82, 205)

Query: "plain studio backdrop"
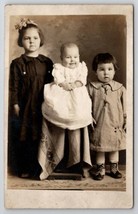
(8, 15, 126, 171)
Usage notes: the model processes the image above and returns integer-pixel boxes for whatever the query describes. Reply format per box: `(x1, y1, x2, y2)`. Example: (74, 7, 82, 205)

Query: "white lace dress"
(42, 61, 92, 130)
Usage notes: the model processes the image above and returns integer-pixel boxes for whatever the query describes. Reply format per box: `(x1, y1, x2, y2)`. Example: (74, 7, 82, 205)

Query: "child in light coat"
(88, 53, 126, 180)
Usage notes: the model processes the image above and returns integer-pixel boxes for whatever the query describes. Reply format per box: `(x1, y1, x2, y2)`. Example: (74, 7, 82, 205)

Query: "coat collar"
(90, 80, 123, 91)
(22, 54, 47, 63)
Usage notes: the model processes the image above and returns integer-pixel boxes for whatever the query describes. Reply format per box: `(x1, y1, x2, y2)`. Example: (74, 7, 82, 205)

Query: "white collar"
(90, 80, 123, 91)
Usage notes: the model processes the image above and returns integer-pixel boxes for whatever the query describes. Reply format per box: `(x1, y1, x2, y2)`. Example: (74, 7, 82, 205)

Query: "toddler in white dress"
(42, 42, 92, 130)
(38, 43, 93, 179)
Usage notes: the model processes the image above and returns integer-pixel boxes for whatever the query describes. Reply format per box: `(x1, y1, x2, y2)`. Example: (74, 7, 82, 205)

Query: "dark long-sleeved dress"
(9, 54, 53, 176)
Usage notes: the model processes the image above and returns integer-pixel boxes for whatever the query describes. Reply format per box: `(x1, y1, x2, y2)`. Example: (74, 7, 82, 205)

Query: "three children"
(9, 18, 126, 181)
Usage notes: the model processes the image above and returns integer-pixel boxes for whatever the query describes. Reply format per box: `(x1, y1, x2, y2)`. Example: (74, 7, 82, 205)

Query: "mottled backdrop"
(10, 15, 126, 85)
(8, 15, 126, 170)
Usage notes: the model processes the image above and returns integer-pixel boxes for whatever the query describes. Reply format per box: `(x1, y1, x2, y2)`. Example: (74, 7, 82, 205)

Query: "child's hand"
(59, 81, 83, 91)
(91, 117, 96, 130)
(59, 82, 72, 91)
(74, 81, 83, 88)
(68, 81, 83, 90)
(14, 104, 20, 117)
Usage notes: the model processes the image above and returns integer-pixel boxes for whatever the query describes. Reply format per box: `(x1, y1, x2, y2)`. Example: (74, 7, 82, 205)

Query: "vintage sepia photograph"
(4, 4, 133, 208)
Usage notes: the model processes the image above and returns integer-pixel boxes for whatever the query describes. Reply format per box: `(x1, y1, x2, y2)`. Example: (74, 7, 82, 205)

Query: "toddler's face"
(96, 63, 115, 83)
(61, 47, 80, 69)
(22, 27, 41, 54)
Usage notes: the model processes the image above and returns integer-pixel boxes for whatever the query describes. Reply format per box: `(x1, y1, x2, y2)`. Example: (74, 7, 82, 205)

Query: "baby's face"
(61, 46, 80, 69)
(96, 63, 115, 83)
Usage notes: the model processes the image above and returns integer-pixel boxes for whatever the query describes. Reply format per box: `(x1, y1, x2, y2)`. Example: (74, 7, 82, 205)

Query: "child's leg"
(109, 151, 122, 178)
(109, 151, 119, 163)
(17, 141, 30, 177)
(92, 152, 105, 180)
(96, 151, 105, 165)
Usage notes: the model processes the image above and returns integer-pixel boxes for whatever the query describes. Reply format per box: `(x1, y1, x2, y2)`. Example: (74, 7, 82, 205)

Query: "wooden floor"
(7, 165, 126, 191)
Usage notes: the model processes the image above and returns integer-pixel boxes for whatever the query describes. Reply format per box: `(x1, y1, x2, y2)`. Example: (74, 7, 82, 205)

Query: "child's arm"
(52, 64, 75, 91)
(91, 116, 96, 130)
(58, 82, 73, 91)
(65, 62, 88, 90)
(70, 80, 83, 89)
(9, 61, 21, 116)
(59, 80, 83, 90)
(52, 64, 65, 84)
(77, 61, 88, 85)
(71, 61, 88, 89)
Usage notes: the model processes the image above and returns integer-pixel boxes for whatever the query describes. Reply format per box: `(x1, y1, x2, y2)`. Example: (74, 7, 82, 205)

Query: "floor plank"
(7, 165, 126, 191)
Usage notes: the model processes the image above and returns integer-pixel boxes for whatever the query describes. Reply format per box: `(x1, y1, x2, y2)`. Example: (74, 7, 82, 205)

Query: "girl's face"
(22, 27, 41, 54)
(96, 63, 115, 83)
(61, 46, 80, 69)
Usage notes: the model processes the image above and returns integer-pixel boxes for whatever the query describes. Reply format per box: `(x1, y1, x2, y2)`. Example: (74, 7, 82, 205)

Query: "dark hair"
(17, 24, 44, 47)
(92, 53, 119, 72)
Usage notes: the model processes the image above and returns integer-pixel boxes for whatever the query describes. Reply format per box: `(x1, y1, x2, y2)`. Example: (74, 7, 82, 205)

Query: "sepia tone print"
(5, 5, 133, 208)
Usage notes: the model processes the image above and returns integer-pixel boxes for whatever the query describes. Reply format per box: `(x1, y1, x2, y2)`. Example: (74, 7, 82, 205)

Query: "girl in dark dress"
(9, 18, 53, 178)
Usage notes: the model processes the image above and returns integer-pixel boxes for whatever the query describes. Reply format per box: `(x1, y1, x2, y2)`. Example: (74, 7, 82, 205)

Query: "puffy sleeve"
(9, 60, 21, 105)
(52, 63, 66, 84)
(76, 61, 88, 85)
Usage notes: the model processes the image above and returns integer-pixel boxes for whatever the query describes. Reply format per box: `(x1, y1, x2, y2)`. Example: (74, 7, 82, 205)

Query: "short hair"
(17, 24, 44, 47)
(60, 42, 79, 58)
(92, 53, 119, 72)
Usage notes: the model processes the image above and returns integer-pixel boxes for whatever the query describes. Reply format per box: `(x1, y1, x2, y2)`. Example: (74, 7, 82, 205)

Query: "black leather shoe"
(93, 173, 104, 180)
(110, 170, 122, 179)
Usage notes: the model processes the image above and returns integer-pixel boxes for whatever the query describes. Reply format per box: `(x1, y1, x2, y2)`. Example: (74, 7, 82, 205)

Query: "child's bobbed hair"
(15, 19, 44, 47)
(92, 53, 119, 72)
